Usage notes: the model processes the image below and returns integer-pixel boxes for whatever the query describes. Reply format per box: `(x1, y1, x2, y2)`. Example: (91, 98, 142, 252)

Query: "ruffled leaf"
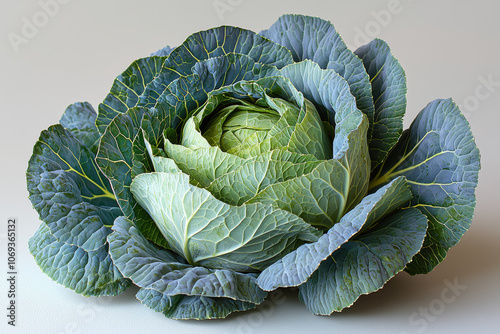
(95, 107, 170, 249)
(29, 223, 130, 296)
(355, 39, 407, 169)
(139, 26, 293, 108)
(370, 99, 480, 274)
(27, 125, 119, 250)
(109, 217, 264, 319)
(247, 61, 370, 229)
(97, 56, 166, 133)
(298, 208, 427, 314)
(136, 290, 256, 320)
(130, 172, 321, 272)
(262, 14, 375, 136)
(26, 125, 128, 296)
(257, 176, 412, 290)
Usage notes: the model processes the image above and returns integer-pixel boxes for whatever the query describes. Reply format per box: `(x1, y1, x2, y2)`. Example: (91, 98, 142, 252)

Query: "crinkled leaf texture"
(26, 13, 480, 319)
(29, 224, 128, 296)
(261, 14, 375, 137)
(27, 115, 130, 296)
(130, 172, 321, 272)
(355, 38, 407, 170)
(370, 98, 480, 274)
(257, 176, 413, 291)
(108, 217, 265, 319)
(96, 52, 285, 248)
(298, 208, 427, 314)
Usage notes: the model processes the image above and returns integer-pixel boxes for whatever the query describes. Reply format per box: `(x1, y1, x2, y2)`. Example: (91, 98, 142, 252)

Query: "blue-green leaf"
(97, 56, 166, 133)
(109, 217, 267, 303)
(26, 125, 128, 296)
(29, 223, 130, 296)
(262, 14, 375, 136)
(257, 176, 412, 290)
(27, 125, 119, 250)
(59, 102, 100, 154)
(96, 107, 170, 249)
(136, 289, 256, 320)
(109, 217, 263, 319)
(370, 99, 480, 274)
(96, 107, 146, 218)
(140, 54, 279, 153)
(139, 26, 293, 108)
(355, 39, 407, 169)
(150, 45, 175, 57)
(298, 208, 428, 314)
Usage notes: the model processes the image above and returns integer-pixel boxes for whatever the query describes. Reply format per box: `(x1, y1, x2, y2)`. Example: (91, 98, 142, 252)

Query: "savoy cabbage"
(27, 14, 480, 319)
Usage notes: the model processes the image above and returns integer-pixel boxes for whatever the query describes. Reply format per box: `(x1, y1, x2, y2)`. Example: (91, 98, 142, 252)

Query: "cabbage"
(27, 14, 480, 319)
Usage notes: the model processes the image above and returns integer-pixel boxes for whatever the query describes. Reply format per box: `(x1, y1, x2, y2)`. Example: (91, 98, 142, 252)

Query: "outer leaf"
(27, 125, 119, 250)
(29, 223, 130, 296)
(26, 125, 128, 296)
(109, 217, 267, 304)
(108, 217, 262, 319)
(130, 172, 321, 272)
(96, 107, 169, 249)
(139, 26, 294, 108)
(136, 290, 256, 320)
(257, 176, 412, 290)
(97, 56, 166, 133)
(138, 54, 280, 157)
(370, 99, 480, 274)
(261, 14, 375, 136)
(96, 107, 146, 218)
(59, 102, 100, 154)
(355, 38, 407, 169)
(298, 208, 428, 314)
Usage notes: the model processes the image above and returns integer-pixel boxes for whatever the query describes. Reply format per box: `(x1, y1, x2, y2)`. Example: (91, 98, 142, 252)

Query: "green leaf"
(97, 56, 166, 133)
(109, 217, 267, 304)
(162, 76, 330, 206)
(121, 55, 281, 250)
(138, 54, 280, 156)
(164, 143, 248, 188)
(96, 107, 170, 249)
(355, 38, 407, 169)
(59, 102, 100, 154)
(108, 217, 263, 319)
(136, 290, 256, 320)
(206, 150, 322, 206)
(257, 176, 412, 290)
(370, 99, 480, 274)
(262, 14, 375, 137)
(298, 208, 428, 314)
(144, 138, 182, 173)
(96, 107, 146, 218)
(29, 223, 130, 296)
(139, 26, 293, 108)
(130, 172, 321, 272)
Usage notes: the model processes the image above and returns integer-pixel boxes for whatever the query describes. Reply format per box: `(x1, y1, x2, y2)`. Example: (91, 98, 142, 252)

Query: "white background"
(1, 0, 499, 333)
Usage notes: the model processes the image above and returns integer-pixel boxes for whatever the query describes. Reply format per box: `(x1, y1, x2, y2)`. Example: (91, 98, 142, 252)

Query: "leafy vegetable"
(27, 14, 480, 319)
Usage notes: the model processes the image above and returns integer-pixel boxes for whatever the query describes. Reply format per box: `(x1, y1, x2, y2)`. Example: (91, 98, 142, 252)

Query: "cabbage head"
(27, 14, 480, 319)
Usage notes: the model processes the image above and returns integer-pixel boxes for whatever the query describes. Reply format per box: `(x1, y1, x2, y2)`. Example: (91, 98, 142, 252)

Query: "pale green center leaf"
(130, 172, 321, 272)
